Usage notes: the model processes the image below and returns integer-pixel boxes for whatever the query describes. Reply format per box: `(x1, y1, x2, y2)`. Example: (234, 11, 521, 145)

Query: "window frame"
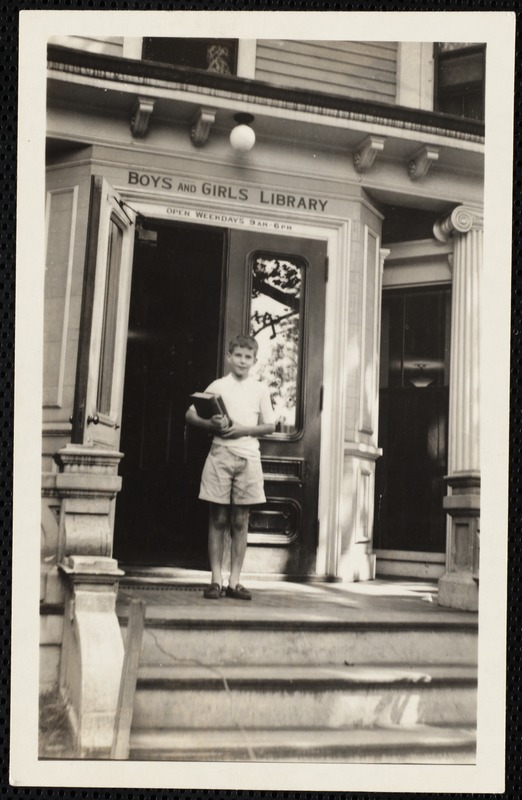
(433, 42, 486, 121)
(141, 37, 239, 75)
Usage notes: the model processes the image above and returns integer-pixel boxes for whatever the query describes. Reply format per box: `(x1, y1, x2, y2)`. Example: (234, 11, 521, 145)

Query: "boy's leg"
(228, 505, 250, 588)
(208, 503, 230, 587)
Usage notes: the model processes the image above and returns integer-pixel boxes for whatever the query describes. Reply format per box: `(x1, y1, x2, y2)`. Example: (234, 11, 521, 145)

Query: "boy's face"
(227, 346, 257, 379)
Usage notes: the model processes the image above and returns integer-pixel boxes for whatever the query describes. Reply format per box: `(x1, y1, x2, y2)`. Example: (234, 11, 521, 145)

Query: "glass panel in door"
(249, 253, 305, 436)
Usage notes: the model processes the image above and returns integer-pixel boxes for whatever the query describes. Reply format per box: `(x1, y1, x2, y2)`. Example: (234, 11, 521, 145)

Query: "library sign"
(126, 171, 329, 214)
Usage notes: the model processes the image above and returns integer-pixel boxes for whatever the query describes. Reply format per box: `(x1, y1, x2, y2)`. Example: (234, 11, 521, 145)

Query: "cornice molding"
(433, 205, 484, 242)
(47, 45, 485, 143)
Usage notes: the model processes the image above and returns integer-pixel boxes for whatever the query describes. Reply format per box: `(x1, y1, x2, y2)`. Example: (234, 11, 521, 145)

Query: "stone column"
(433, 205, 483, 610)
(54, 444, 125, 757)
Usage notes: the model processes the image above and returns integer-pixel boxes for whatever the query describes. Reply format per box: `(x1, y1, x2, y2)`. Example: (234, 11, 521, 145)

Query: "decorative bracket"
(130, 96, 155, 138)
(407, 144, 440, 181)
(353, 135, 385, 174)
(379, 248, 391, 274)
(190, 107, 217, 147)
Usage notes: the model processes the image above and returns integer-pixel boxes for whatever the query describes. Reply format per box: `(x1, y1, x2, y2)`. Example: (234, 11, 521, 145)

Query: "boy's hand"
(210, 414, 230, 432)
(220, 422, 246, 439)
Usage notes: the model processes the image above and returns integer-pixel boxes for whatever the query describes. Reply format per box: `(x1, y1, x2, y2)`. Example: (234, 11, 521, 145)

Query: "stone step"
(128, 724, 476, 763)
(132, 663, 477, 730)
(117, 578, 478, 666)
(130, 617, 477, 667)
(135, 620, 477, 665)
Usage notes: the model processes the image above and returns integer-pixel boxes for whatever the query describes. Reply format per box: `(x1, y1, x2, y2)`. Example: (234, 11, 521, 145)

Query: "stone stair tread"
(116, 578, 479, 629)
(133, 623, 477, 667)
(137, 662, 477, 687)
(118, 604, 479, 630)
(129, 724, 477, 761)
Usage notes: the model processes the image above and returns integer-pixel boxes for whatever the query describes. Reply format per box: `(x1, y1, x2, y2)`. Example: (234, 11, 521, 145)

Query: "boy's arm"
(220, 384, 275, 439)
(185, 406, 229, 433)
(220, 421, 275, 439)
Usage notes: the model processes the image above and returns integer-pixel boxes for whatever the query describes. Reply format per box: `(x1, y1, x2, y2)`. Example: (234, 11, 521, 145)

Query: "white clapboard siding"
(256, 40, 398, 103)
(48, 35, 124, 56)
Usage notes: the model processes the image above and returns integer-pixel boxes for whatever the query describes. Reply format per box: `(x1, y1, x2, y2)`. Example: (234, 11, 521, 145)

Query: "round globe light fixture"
(230, 113, 256, 152)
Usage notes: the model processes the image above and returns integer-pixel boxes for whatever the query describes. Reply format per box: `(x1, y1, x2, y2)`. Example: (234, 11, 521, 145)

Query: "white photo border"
(12, 9, 515, 792)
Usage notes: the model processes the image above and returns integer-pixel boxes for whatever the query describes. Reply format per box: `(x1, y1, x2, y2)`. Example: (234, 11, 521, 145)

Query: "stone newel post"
(55, 444, 125, 757)
(433, 205, 483, 611)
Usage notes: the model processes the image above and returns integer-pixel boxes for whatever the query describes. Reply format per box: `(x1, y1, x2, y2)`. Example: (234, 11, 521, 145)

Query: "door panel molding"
(261, 457, 305, 482)
(44, 185, 79, 409)
(248, 498, 301, 547)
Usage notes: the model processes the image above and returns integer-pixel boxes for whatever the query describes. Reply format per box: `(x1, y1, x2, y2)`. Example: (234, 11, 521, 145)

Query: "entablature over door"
(47, 45, 484, 179)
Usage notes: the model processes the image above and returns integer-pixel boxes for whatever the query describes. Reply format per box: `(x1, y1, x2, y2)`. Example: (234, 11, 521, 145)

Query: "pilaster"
(338, 246, 387, 582)
(433, 205, 483, 610)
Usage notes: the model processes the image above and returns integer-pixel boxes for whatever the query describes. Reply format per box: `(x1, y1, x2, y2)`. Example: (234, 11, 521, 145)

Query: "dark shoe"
(225, 583, 252, 601)
(203, 582, 223, 600)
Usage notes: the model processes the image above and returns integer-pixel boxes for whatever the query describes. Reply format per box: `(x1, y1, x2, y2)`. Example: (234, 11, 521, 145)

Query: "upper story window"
(142, 38, 238, 75)
(435, 42, 486, 121)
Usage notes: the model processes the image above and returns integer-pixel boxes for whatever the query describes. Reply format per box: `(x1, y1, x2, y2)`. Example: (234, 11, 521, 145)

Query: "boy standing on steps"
(185, 334, 275, 600)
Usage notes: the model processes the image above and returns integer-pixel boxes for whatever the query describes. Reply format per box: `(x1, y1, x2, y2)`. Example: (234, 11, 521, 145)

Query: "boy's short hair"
(228, 334, 259, 355)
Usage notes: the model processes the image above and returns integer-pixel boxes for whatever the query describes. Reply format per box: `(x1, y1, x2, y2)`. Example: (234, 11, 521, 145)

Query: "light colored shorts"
(199, 443, 266, 506)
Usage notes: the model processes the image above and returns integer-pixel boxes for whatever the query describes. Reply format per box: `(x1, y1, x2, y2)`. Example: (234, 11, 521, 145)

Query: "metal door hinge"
(112, 196, 135, 225)
(319, 384, 324, 412)
(324, 255, 329, 282)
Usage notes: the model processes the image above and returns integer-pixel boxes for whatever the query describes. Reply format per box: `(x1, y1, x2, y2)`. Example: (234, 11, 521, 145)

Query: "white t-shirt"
(203, 373, 275, 458)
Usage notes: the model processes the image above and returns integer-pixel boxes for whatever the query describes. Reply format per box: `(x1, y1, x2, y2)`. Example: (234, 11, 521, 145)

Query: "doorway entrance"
(113, 219, 327, 577)
(374, 286, 451, 556)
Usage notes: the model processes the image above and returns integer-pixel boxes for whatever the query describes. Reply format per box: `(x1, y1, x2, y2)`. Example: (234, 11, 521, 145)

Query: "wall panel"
(44, 186, 78, 408)
(256, 40, 398, 103)
(48, 35, 124, 56)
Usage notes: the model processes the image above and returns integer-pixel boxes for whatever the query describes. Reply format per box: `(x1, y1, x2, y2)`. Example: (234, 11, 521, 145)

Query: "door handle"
(87, 414, 100, 425)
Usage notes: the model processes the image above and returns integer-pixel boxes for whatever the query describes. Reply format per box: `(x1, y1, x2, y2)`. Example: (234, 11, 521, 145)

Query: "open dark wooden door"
(113, 221, 226, 565)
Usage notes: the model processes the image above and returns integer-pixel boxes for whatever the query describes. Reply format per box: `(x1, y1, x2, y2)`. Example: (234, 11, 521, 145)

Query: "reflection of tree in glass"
(251, 258, 301, 308)
(250, 257, 302, 425)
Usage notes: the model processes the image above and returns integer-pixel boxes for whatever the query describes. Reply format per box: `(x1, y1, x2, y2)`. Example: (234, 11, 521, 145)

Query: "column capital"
(433, 205, 484, 242)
